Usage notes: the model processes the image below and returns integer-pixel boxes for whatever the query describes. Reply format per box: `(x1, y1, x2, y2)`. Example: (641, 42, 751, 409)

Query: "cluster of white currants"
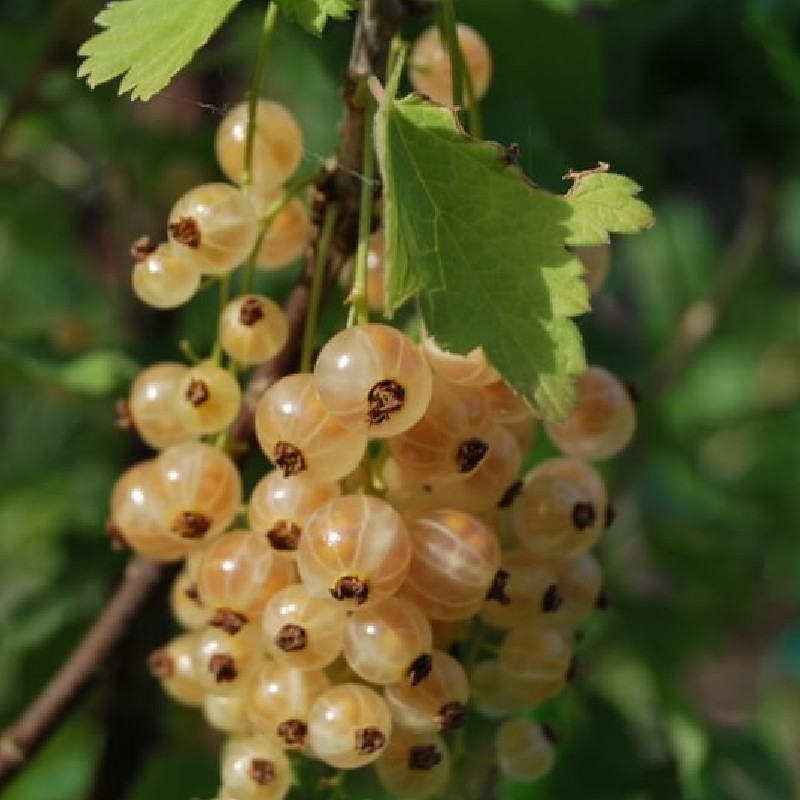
(131, 97, 310, 312)
(110, 318, 635, 799)
(105, 22, 633, 800)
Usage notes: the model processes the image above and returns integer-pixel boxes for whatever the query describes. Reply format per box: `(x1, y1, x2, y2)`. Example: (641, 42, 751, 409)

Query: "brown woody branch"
(0, 1, 421, 789)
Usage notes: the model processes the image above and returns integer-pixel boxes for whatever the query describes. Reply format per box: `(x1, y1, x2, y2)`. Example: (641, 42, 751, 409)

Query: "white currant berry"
(250, 186, 311, 270)
(545, 366, 636, 461)
(343, 596, 433, 686)
(339, 231, 386, 313)
(148, 633, 205, 706)
(495, 719, 556, 782)
(220, 735, 293, 800)
(255, 373, 367, 482)
(132, 242, 200, 309)
(262, 583, 347, 670)
(246, 660, 330, 750)
(384, 650, 469, 734)
(499, 622, 571, 701)
(194, 620, 262, 696)
(196, 530, 297, 622)
(216, 100, 303, 190)
(219, 295, 288, 365)
(421, 336, 498, 387)
(248, 471, 340, 559)
(375, 731, 452, 800)
(128, 362, 194, 450)
(307, 683, 393, 769)
(510, 457, 607, 558)
(168, 183, 258, 275)
(402, 509, 501, 620)
(410, 23, 493, 107)
(174, 361, 241, 436)
(151, 441, 242, 545)
(109, 461, 190, 562)
(313, 324, 433, 438)
(297, 495, 412, 610)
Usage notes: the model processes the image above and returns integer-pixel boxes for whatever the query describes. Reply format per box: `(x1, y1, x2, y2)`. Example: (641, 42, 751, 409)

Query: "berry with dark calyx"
(376, 732, 452, 799)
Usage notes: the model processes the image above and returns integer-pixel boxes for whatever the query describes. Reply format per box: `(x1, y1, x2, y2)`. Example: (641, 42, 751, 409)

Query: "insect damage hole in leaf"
(375, 58, 654, 420)
(78, 0, 244, 101)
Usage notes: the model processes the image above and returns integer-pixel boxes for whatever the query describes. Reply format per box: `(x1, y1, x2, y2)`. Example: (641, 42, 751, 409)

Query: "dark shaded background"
(1, 0, 799, 798)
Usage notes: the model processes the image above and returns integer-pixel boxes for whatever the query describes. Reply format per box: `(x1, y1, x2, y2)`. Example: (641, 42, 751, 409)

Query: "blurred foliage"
(1, 0, 799, 798)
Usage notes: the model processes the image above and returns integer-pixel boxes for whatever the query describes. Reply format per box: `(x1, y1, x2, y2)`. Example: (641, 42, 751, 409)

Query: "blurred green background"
(1, 0, 799, 798)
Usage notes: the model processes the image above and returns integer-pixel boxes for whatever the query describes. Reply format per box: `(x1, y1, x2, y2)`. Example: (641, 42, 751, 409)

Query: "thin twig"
(0, 559, 165, 784)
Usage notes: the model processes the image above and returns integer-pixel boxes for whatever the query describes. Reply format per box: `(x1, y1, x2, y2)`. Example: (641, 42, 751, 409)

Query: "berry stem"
(242, 2, 280, 191)
(240, 172, 319, 297)
(347, 86, 377, 328)
(300, 202, 340, 372)
(439, 0, 464, 113)
(211, 274, 232, 365)
(439, 0, 482, 137)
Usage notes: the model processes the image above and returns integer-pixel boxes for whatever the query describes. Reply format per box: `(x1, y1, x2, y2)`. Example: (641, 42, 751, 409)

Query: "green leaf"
(376, 66, 654, 419)
(0, 342, 138, 396)
(274, 0, 355, 35)
(78, 0, 243, 101)
(563, 166, 655, 245)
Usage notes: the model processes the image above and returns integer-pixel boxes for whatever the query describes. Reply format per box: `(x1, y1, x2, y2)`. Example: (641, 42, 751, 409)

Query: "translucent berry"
(196, 530, 296, 622)
(219, 295, 288, 365)
(421, 336, 498, 387)
(551, 552, 603, 629)
(384, 651, 469, 734)
(510, 458, 607, 558)
(204, 690, 252, 735)
(470, 660, 518, 719)
(481, 379, 535, 426)
(343, 597, 433, 686)
(255, 373, 367, 482)
(495, 719, 555, 782)
(148, 632, 204, 706)
(168, 183, 258, 275)
(215, 100, 303, 190)
(248, 471, 340, 559)
(109, 461, 190, 562)
(132, 242, 200, 309)
(297, 495, 411, 610)
(251, 187, 311, 270)
(499, 622, 571, 696)
(175, 361, 241, 436)
(246, 660, 330, 750)
(153, 441, 242, 544)
(313, 324, 433, 438)
(375, 731, 451, 800)
(128, 363, 194, 450)
(195, 620, 262, 696)
(388, 377, 493, 483)
(307, 684, 392, 769)
(573, 243, 611, 295)
(220, 735, 293, 800)
(339, 231, 386, 312)
(437, 424, 522, 514)
(545, 366, 636, 461)
(410, 23, 492, 107)
(480, 549, 561, 631)
(170, 568, 210, 630)
(262, 583, 347, 670)
(402, 509, 501, 620)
